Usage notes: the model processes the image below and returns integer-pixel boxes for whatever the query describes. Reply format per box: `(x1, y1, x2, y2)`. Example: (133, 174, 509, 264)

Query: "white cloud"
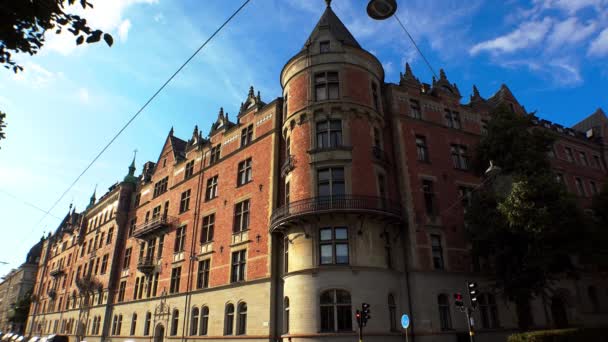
(588, 27, 608, 56)
(499, 58, 582, 87)
(470, 18, 553, 55)
(118, 20, 132, 42)
(45, 0, 158, 54)
(383, 61, 394, 74)
(153, 13, 165, 23)
(11, 63, 59, 88)
(533, 0, 604, 14)
(78, 88, 90, 103)
(546, 17, 597, 49)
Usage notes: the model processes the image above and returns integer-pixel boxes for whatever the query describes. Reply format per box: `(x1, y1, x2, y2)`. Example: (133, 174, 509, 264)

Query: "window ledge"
(236, 180, 253, 188)
(308, 146, 353, 154)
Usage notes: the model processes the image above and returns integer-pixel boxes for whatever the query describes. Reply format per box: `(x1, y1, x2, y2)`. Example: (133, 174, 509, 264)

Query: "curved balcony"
(133, 215, 177, 239)
(270, 195, 403, 232)
(49, 266, 64, 277)
(137, 257, 159, 274)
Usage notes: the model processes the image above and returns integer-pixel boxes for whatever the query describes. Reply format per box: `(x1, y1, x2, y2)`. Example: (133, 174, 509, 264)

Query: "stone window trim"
(315, 166, 348, 198)
(319, 288, 353, 333)
(319, 226, 349, 265)
(314, 71, 340, 102)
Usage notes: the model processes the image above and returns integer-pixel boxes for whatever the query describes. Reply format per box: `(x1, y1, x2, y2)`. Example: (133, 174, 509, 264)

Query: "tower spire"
(325, 0, 331, 7)
(124, 150, 139, 184)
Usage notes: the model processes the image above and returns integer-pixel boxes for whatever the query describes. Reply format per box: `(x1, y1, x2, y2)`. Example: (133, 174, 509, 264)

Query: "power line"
(0, 188, 62, 220)
(393, 14, 438, 80)
(32, 0, 252, 230)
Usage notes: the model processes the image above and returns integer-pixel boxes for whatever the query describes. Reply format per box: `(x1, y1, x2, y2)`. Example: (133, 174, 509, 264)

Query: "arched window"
(171, 309, 179, 336)
(191, 307, 199, 335)
(320, 289, 352, 332)
(237, 302, 247, 335)
(200, 306, 209, 336)
(388, 294, 397, 331)
(130, 313, 137, 335)
(144, 312, 151, 336)
(588, 286, 599, 313)
(283, 297, 290, 334)
(224, 303, 235, 335)
(438, 294, 452, 330)
(479, 293, 499, 328)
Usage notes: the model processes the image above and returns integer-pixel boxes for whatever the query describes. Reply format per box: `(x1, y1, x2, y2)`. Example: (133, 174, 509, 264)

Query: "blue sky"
(0, 0, 607, 275)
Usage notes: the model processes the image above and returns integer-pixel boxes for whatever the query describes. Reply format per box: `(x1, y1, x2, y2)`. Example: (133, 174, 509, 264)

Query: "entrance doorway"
(154, 324, 165, 342)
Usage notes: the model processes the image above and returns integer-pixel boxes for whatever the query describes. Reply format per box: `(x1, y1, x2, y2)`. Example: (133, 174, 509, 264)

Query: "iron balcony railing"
(133, 215, 177, 239)
(281, 155, 296, 177)
(137, 257, 157, 273)
(49, 266, 64, 277)
(270, 195, 402, 229)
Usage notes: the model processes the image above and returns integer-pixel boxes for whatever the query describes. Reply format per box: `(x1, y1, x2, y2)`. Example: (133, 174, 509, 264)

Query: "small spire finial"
(325, 0, 331, 7)
(169, 126, 174, 136)
(248, 86, 254, 97)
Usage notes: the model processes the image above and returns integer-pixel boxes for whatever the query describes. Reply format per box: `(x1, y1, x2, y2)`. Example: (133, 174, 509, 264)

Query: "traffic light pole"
(464, 307, 475, 342)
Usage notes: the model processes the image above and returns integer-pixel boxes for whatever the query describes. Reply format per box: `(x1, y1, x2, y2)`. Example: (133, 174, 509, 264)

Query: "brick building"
(0, 240, 42, 334)
(25, 3, 607, 342)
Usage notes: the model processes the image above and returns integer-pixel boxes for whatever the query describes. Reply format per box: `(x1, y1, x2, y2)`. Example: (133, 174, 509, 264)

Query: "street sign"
(401, 314, 410, 329)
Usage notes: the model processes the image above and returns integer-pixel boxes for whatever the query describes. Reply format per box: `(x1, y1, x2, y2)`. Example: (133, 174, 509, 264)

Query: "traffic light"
(454, 292, 464, 307)
(361, 303, 371, 326)
(355, 309, 362, 327)
(467, 281, 478, 308)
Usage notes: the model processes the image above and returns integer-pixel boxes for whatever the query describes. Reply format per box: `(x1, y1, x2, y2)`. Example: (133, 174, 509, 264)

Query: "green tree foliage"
(465, 106, 588, 329)
(8, 289, 33, 328)
(0, 0, 113, 72)
(0, 111, 6, 147)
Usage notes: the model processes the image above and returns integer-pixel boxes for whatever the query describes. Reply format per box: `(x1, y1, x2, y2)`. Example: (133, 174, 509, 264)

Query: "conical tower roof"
(302, 2, 361, 51)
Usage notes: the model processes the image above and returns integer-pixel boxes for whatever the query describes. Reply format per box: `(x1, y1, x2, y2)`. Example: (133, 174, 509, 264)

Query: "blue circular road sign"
(401, 314, 410, 329)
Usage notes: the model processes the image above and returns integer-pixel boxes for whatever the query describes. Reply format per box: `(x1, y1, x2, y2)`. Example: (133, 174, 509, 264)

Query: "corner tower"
(274, 3, 406, 340)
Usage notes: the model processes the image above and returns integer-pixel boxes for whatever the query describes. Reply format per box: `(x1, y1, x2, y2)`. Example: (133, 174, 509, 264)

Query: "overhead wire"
(0, 188, 62, 220)
(31, 0, 252, 231)
(393, 13, 438, 80)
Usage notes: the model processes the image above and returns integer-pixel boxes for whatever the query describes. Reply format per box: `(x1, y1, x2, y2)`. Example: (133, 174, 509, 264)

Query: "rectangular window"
(206, 176, 218, 200)
(184, 160, 195, 179)
(320, 227, 349, 265)
(458, 186, 474, 213)
(565, 147, 574, 162)
(316, 119, 342, 149)
(174, 226, 186, 253)
(320, 40, 330, 53)
(240, 125, 253, 147)
(233, 200, 250, 233)
(196, 259, 210, 289)
(378, 174, 386, 199)
(118, 281, 126, 302)
(210, 145, 221, 164)
(123, 248, 132, 270)
(107, 227, 114, 245)
(170, 267, 181, 294)
(410, 99, 422, 119)
(179, 189, 191, 213)
(315, 71, 339, 101)
(416, 135, 429, 162)
(231, 250, 246, 283)
(431, 234, 444, 270)
(134, 277, 140, 300)
(153, 177, 169, 197)
(371, 82, 379, 110)
(422, 180, 436, 217)
(317, 167, 345, 197)
(451, 144, 469, 170)
(590, 181, 598, 195)
(481, 119, 488, 135)
(100, 254, 109, 274)
(285, 182, 290, 205)
(128, 219, 136, 237)
(237, 158, 253, 186)
(146, 238, 156, 260)
(158, 235, 164, 259)
(444, 109, 461, 129)
(575, 177, 586, 196)
(579, 151, 589, 166)
(200, 214, 215, 244)
(152, 206, 161, 220)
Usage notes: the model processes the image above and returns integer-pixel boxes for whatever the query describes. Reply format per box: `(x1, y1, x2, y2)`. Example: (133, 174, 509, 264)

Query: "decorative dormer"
(123, 151, 138, 185)
(87, 186, 97, 209)
(432, 68, 461, 98)
(209, 107, 235, 136)
(400, 63, 420, 87)
(239, 86, 266, 116)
